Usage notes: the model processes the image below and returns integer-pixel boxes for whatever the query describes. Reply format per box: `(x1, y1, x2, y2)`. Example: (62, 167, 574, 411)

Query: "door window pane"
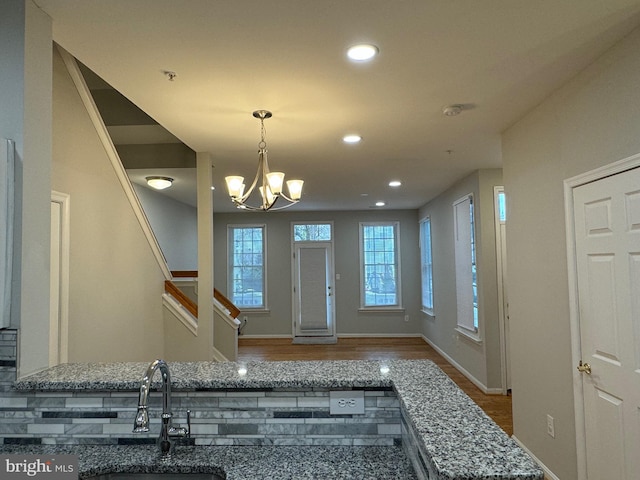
(293, 223, 332, 242)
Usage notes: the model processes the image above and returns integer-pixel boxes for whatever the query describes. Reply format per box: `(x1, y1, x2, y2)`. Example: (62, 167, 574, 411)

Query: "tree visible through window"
(360, 222, 400, 308)
(419, 216, 433, 313)
(228, 225, 265, 309)
(293, 223, 331, 242)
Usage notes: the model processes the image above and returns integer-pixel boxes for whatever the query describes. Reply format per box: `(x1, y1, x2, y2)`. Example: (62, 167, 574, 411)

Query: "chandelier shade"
(225, 110, 303, 211)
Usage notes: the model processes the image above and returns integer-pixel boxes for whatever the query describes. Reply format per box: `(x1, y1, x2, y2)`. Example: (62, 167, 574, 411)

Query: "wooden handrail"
(171, 270, 198, 278)
(164, 280, 198, 317)
(214, 288, 241, 319)
(169, 271, 241, 319)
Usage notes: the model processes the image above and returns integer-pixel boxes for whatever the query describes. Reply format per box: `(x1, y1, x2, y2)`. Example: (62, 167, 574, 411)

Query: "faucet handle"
(168, 425, 189, 437)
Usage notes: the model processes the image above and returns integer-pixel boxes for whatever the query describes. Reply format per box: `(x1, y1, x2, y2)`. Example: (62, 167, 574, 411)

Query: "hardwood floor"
(237, 336, 513, 436)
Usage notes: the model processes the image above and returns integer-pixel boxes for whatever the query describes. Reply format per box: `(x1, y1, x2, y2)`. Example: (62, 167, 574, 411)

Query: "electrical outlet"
(404, 314, 409, 322)
(329, 390, 365, 415)
(546, 414, 555, 438)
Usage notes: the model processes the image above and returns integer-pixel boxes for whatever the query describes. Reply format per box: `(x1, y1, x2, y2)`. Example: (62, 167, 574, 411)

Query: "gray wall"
(213, 210, 422, 337)
(133, 183, 197, 271)
(503, 26, 640, 480)
(418, 169, 503, 392)
(52, 47, 167, 363)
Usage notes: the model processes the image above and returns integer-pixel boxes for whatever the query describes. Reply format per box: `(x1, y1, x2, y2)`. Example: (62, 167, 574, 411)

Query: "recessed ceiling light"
(347, 44, 379, 62)
(343, 134, 362, 144)
(146, 176, 173, 190)
(389, 180, 402, 187)
(375, 201, 386, 207)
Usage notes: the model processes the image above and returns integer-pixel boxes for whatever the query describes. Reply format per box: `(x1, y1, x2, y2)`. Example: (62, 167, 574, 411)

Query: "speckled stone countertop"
(12, 359, 544, 479)
(0, 444, 416, 479)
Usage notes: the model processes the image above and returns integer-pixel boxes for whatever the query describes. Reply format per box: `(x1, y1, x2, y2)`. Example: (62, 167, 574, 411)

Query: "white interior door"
(49, 200, 61, 366)
(50, 192, 70, 366)
(293, 242, 335, 338)
(573, 166, 640, 479)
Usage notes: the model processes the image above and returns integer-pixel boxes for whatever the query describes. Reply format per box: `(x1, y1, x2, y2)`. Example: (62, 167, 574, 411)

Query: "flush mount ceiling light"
(343, 134, 362, 144)
(146, 176, 173, 190)
(389, 180, 402, 187)
(347, 44, 379, 62)
(225, 110, 304, 211)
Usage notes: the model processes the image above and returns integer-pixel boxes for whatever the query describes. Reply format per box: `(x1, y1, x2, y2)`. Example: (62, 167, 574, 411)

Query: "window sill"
(455, 327, 482, 345)
(421, 308, 434, 317)
(238, 308, 271, 315)
(358, 307, 405, 314)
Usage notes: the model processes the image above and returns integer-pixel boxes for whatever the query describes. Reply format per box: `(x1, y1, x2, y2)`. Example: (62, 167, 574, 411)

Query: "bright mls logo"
(1, 455, 78, 479)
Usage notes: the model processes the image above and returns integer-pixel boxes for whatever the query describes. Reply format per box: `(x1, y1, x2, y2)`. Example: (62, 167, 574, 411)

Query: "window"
(497, 190, 507, 222)
(360, 222, 401, 308)
(228, 225, 266, 309)
(453, 195, 479, 337)
(419, 216, 434, 314)
(293, 223, 332, 242)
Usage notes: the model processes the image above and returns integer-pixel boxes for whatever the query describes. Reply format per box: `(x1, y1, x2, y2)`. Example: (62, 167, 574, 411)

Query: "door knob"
(577, 361, 591, 375)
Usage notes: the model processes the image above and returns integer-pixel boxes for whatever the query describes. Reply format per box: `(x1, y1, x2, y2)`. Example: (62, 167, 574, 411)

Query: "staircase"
(163, 271, 241, 361)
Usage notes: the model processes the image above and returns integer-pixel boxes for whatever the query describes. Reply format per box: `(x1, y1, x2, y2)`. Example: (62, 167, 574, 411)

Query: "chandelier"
(225, 110, 304, 211)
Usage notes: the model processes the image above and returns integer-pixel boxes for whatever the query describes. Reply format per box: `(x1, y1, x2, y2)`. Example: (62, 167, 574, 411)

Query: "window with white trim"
(419, 216, 434, 314)
(228, 225, 266, 309)
(453, 194, 478, 335)
(359, 222, 401, 308)
(293, 223, 332, 242)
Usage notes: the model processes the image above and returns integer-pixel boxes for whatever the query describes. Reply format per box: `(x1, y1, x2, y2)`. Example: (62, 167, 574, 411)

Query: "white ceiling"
(36, 0, 640, 212)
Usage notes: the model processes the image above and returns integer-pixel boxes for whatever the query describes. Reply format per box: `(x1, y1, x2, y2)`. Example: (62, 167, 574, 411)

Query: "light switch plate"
(329, 390, 365, 415)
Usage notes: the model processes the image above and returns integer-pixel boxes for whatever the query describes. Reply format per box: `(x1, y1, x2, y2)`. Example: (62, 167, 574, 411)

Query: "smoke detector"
(442, 104, 464, 116)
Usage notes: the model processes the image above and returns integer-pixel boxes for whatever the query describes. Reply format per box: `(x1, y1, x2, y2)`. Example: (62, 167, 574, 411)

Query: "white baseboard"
(512, 435, 559, 480)
(239, 334, 293, 339)
(337, 333, 423, 338)
(162, 293, 197, 336)
(421, 335, 502, 395)
(211, 346, 229, 362)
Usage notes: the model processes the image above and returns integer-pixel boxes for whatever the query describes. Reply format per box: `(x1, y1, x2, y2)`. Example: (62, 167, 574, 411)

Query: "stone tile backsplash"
(0, 330, 401, 446)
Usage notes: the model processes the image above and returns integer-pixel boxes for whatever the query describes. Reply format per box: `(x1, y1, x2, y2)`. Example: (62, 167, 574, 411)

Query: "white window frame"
(292, 222, 333, 242)
(419, 216, 434, 315)
(453, 194, 480, 341)
(227, 224, 268, 311)
(359, 221, 402, 310)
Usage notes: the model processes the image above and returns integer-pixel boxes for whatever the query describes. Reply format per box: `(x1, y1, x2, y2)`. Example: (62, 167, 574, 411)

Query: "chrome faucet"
(133, 359, 188, 456)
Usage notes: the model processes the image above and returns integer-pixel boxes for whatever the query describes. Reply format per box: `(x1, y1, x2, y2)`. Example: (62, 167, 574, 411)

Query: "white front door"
(573, 166, 640, 479)
(293, 242, 335, 339)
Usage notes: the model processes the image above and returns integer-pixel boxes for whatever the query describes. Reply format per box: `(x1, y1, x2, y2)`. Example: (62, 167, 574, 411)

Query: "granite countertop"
(0, 444, 416, 480)
(12, 359, 544, 480)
